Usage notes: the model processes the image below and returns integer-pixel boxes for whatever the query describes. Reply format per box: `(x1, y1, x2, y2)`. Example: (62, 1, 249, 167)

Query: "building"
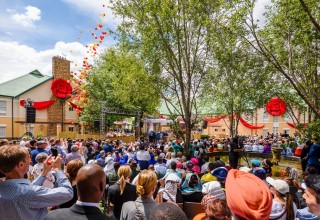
(0, 56, 79, 139)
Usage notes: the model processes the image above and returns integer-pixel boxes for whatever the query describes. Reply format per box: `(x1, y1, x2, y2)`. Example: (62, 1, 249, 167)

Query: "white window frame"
(69, 106, 74, 111)
(0, 101, 6, 116)
(0, 126, 6, 137)
(273, 127, 279, 135)
(263, 111, 269, 122)
(68, 126, 74, 132)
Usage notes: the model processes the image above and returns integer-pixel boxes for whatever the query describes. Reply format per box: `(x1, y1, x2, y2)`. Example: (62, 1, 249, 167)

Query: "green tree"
(81, 48, 160, 131)
(111, 0, 223, 153)
(235, 0, 320, 118)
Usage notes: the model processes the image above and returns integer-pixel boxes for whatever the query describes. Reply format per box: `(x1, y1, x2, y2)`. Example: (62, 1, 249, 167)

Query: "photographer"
(229, 136, 244, 169)
(0, 145, 73, 220)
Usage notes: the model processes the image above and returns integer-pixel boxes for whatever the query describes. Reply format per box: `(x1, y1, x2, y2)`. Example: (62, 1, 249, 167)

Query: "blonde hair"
(118, 165, 131, 195)
(66, 159, 84, 182)
(136, 170, 157, 197)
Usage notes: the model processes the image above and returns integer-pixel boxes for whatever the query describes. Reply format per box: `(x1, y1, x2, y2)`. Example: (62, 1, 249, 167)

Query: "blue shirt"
(297, 207, 320, 220)
(31, 148, 50, 165)
(0, 171, 73, 220)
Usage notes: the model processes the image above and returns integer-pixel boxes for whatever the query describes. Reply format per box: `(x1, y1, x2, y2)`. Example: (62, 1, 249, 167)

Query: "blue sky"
(0, 0, 119, 83)
(0, 0, 270, 84)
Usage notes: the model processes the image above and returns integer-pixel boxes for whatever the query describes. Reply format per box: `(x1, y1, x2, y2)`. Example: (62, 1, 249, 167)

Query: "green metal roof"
(0, 70, 52, 97)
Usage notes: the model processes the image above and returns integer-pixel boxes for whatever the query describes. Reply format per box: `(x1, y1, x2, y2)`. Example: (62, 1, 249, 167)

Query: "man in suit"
(45, 164, 116, 220)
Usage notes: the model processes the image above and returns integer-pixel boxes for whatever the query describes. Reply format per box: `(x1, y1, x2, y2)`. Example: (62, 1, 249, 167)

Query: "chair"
(183, 202, 205, 219)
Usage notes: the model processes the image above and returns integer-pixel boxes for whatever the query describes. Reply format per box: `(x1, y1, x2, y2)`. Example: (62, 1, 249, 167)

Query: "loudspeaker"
(202, 120, 208, 129)
(94, 120, 100, 129)
(26, 107, 36, 123)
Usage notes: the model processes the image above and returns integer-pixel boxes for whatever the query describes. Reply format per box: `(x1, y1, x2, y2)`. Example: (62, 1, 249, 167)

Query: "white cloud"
(11, 5, 41, 28)
(0, 41, 102, 84)
(253, 0, 272, 25)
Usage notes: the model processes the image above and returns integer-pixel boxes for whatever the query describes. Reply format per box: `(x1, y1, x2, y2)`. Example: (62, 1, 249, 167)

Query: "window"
(214, 128, 219, 132)
(273, 116, 279, 123)
(0, 101, 6, 116)
(263, 111, 269, 122)
(273, 127, 279, 135)
(222, 129, 226, 132)
(263, 129, 268, 137)
(69, 106, 74, 111)
(283, 113, 290, 122)
(0, 127, 6, 137)
(68, 126, 74, 132)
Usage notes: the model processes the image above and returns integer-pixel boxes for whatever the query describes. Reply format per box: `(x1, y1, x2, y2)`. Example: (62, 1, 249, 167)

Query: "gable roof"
(0, 70, 53, 98)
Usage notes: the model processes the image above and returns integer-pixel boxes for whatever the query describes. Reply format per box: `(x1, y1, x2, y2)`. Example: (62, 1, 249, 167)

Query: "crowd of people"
(0, 135, 319, 220)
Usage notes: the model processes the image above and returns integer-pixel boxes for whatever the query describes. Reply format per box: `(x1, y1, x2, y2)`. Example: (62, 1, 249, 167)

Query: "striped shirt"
(0, 171, 73, 220)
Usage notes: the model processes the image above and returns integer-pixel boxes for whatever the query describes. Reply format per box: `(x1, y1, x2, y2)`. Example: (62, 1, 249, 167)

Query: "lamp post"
(25, 98, 34, 135)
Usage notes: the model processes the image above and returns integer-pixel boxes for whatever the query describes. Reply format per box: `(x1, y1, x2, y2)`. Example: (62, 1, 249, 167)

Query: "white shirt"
(201, 162, 209, 174)
(76, 201, 99, 208)
(137, 150, 150, 161)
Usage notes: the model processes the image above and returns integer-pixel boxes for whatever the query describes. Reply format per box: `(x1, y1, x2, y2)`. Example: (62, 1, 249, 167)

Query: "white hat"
(239, 166, 252, 173)
(266, 177, 289, 195)
(202, 181, 226, 200)
(159, 153, 165, 159)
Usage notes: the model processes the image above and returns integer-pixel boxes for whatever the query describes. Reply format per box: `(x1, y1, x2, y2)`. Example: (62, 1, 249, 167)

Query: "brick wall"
(47, 56, 71, 136)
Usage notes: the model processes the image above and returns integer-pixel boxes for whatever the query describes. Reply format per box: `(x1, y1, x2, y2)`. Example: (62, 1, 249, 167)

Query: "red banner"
(20, 100, 55, 110)
(205, 115, 226, 123)
(239, 117, 264, 129)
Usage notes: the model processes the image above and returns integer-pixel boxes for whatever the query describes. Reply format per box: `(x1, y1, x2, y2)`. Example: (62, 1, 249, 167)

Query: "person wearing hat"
(226, 169, 273, 220)
(251, 159, 261, 168)
(211, 167, 228, 188)
(194, 181, 229, 220)
(31, 140, 50, 165)
(266, 177, 297, 220)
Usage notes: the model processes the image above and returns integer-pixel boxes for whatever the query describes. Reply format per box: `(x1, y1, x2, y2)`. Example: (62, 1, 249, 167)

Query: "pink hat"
(190, 158, 199, 165)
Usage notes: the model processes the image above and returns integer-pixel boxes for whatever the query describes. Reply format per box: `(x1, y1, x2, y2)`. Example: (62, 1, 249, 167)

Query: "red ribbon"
(239, 117, 265, 129)
(205, 115, 227, 123)
(68, 101, 82, 111)
(20, 100, 55, 110)
(286, 122, 307, 129)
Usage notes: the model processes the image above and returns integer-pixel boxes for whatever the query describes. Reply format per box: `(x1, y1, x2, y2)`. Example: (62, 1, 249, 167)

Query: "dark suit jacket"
(108, 182, 137, 220)
(45, 204, 116, 220)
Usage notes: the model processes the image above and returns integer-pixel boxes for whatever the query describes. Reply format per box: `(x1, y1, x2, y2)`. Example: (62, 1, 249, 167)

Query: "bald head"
(76, 164, 106, 202)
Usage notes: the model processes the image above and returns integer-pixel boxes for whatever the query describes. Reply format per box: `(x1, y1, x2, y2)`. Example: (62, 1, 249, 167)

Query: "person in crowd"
(159, 161, 183, 203)
(251, 159, 261, 168)
(229, 137, 243, 169)
(19, 136, 28, 147)
(120, 170, 158, 220)
(103, 140, 113, 154)
(150, 203, 187, 220)
(107, 162, 121, 184)
(215, 156, 225, 167)
(262, 159, 273, 177)
(181, 170, 203, 202)
(266, 177, 297, 220)
(226, 169, 273, 219)
(201, 162, 218, 184)
(29, 139, 37, 150)
(191, 158, 201, 174)
(104, 152, 115, 176)
(108, 165, 137, 220)
(0, 145, 73, 220)
(58, 159, 84, 209)
(306, 137, 320, 172)
(96, 150, 107, 167)
(166, 152, 178, 169)
(114, 151, 121, 163)
(262, 142, 272, 154)
(129, 160, 140, 183)
(211, 167, 228, 188)
(300, 140, 313, 172)
(300, 175, 320, 217)
(136, 144, 151, 170)
(31, 152, 55, 188)
(194, 198, 230, 220)
(154, 157, 167, 179)
(201, 155, 210, 174)
(31, 140, 50, 165)
(45, 164, 115, 220)
(65, 145, 81, 165)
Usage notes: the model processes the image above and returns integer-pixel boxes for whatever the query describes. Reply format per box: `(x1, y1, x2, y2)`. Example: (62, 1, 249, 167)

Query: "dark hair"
(150, 203, 187, 220)
(208, 162, 218, 171)
(305, 175, 320, 196)
(113, 162, 121, 171)
(171, 161, 177, 170)
(306, 166, 318, 175)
